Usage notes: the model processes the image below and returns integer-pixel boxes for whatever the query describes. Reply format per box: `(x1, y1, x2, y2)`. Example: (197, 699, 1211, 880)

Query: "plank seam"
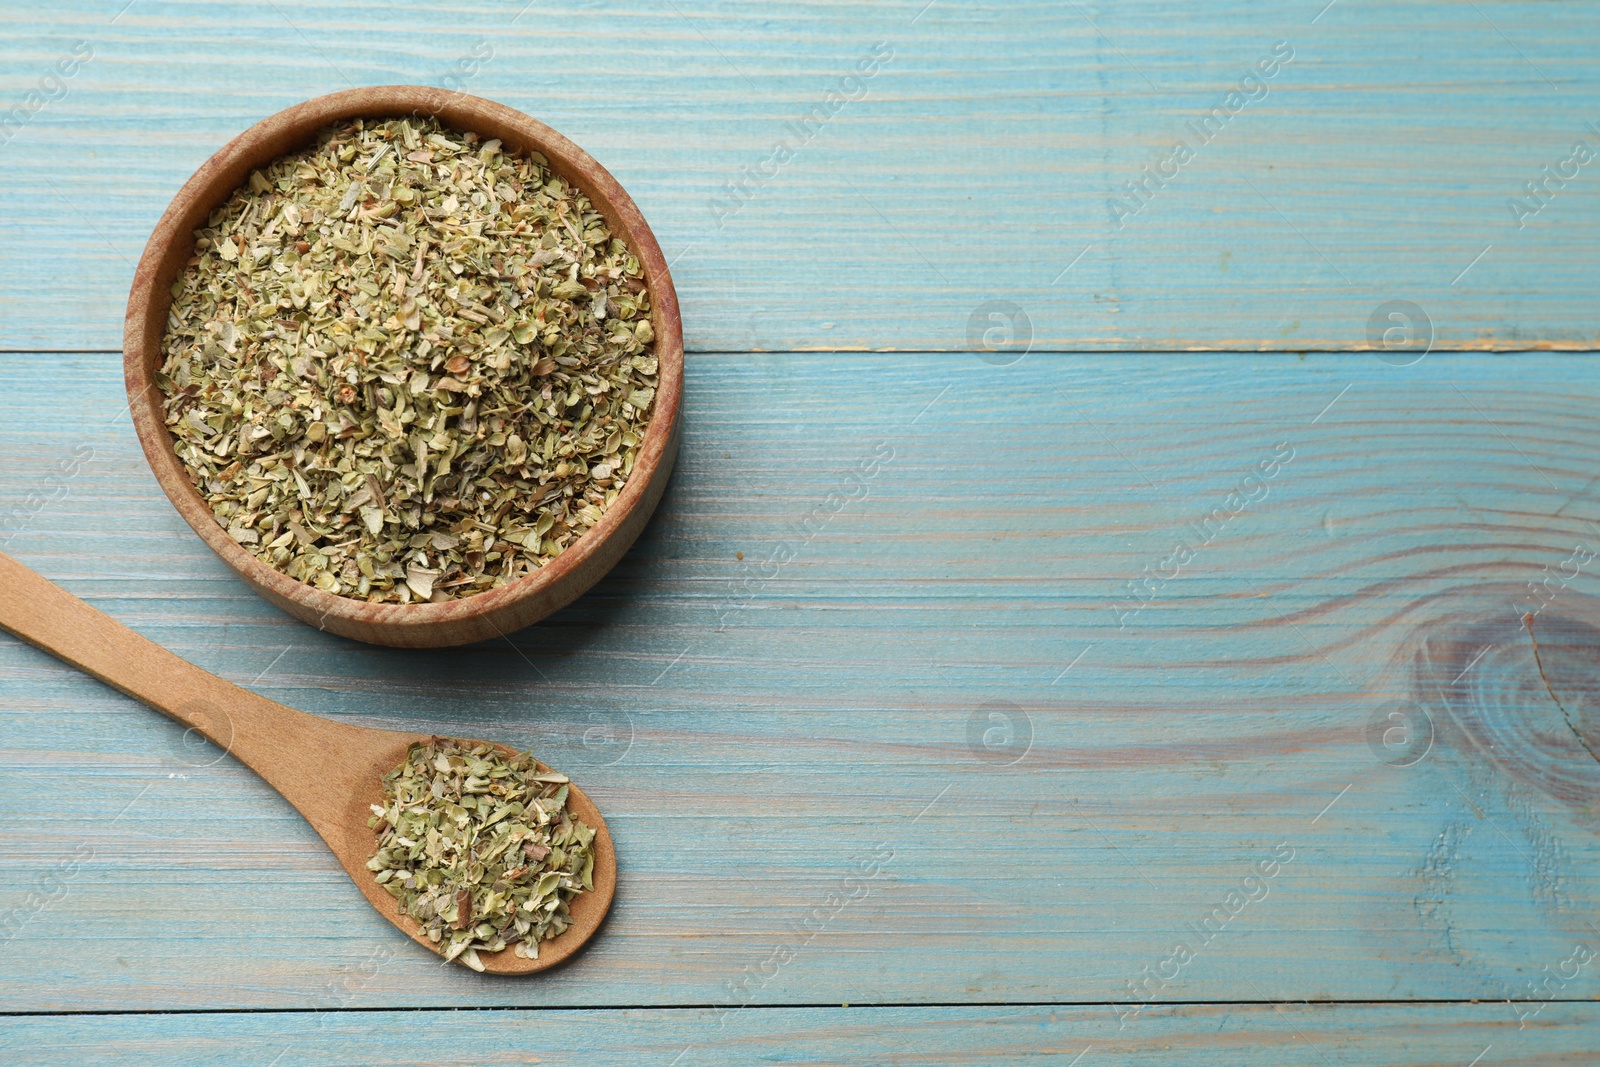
(4, 999, 1598, 1017)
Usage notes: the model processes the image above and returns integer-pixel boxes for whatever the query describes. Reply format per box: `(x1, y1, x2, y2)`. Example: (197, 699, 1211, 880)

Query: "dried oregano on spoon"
(158, 115, 657, 603)
(367, 737, 596, 970)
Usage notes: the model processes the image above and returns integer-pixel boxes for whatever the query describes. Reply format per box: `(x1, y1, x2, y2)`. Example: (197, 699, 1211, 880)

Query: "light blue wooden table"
(2, 2, 1598, 1064)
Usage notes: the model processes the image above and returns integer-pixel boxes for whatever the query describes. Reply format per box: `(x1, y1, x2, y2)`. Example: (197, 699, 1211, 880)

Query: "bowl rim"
(123, 85, 683, 636)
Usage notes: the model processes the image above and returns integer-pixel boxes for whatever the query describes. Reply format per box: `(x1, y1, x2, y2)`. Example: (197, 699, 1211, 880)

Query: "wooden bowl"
(123, 87, 682, 648)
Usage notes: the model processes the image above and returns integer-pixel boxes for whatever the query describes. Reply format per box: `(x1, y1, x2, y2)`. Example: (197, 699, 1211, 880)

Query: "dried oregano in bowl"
(156, 116, 658, 604)
(368, 737, 596, 970)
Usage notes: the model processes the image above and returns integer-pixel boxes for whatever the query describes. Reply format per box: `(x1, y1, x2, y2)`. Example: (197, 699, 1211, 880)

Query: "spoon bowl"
(0, 550, 615, 973)
(334, 734, 616, 974)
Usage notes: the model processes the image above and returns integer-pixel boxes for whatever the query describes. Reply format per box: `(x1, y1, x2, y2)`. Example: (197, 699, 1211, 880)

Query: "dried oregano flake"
(367, 737, 596, 970)
(159, 116, 658, 603)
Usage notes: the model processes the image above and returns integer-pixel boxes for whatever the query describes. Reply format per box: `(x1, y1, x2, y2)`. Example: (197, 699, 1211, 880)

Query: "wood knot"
(1417, 608, 1600, 807)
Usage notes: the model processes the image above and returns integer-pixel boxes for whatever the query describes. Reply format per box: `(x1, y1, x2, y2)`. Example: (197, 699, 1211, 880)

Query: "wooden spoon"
(0, 551, 615, 974)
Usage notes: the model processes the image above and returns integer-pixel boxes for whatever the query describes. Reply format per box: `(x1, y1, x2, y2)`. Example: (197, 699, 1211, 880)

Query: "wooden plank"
(1, 2, 1598, 352)
(1, 352, 1598, 1011)
(2, 1004, 1597, 1065)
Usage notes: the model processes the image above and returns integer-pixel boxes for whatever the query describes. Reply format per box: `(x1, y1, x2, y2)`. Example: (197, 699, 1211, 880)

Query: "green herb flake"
(159, 116, 658, 603)
(368, 736, 597, 969)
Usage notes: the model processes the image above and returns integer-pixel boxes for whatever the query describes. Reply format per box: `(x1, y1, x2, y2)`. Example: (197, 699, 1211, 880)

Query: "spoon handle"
(0, 551, 367, 803)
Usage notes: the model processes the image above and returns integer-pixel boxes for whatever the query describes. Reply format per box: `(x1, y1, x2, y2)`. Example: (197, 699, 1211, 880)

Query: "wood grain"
(2, 351, 1597, 1012)
(0, 1, 1597, 352)
(1, 1004, 1597, 1065)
